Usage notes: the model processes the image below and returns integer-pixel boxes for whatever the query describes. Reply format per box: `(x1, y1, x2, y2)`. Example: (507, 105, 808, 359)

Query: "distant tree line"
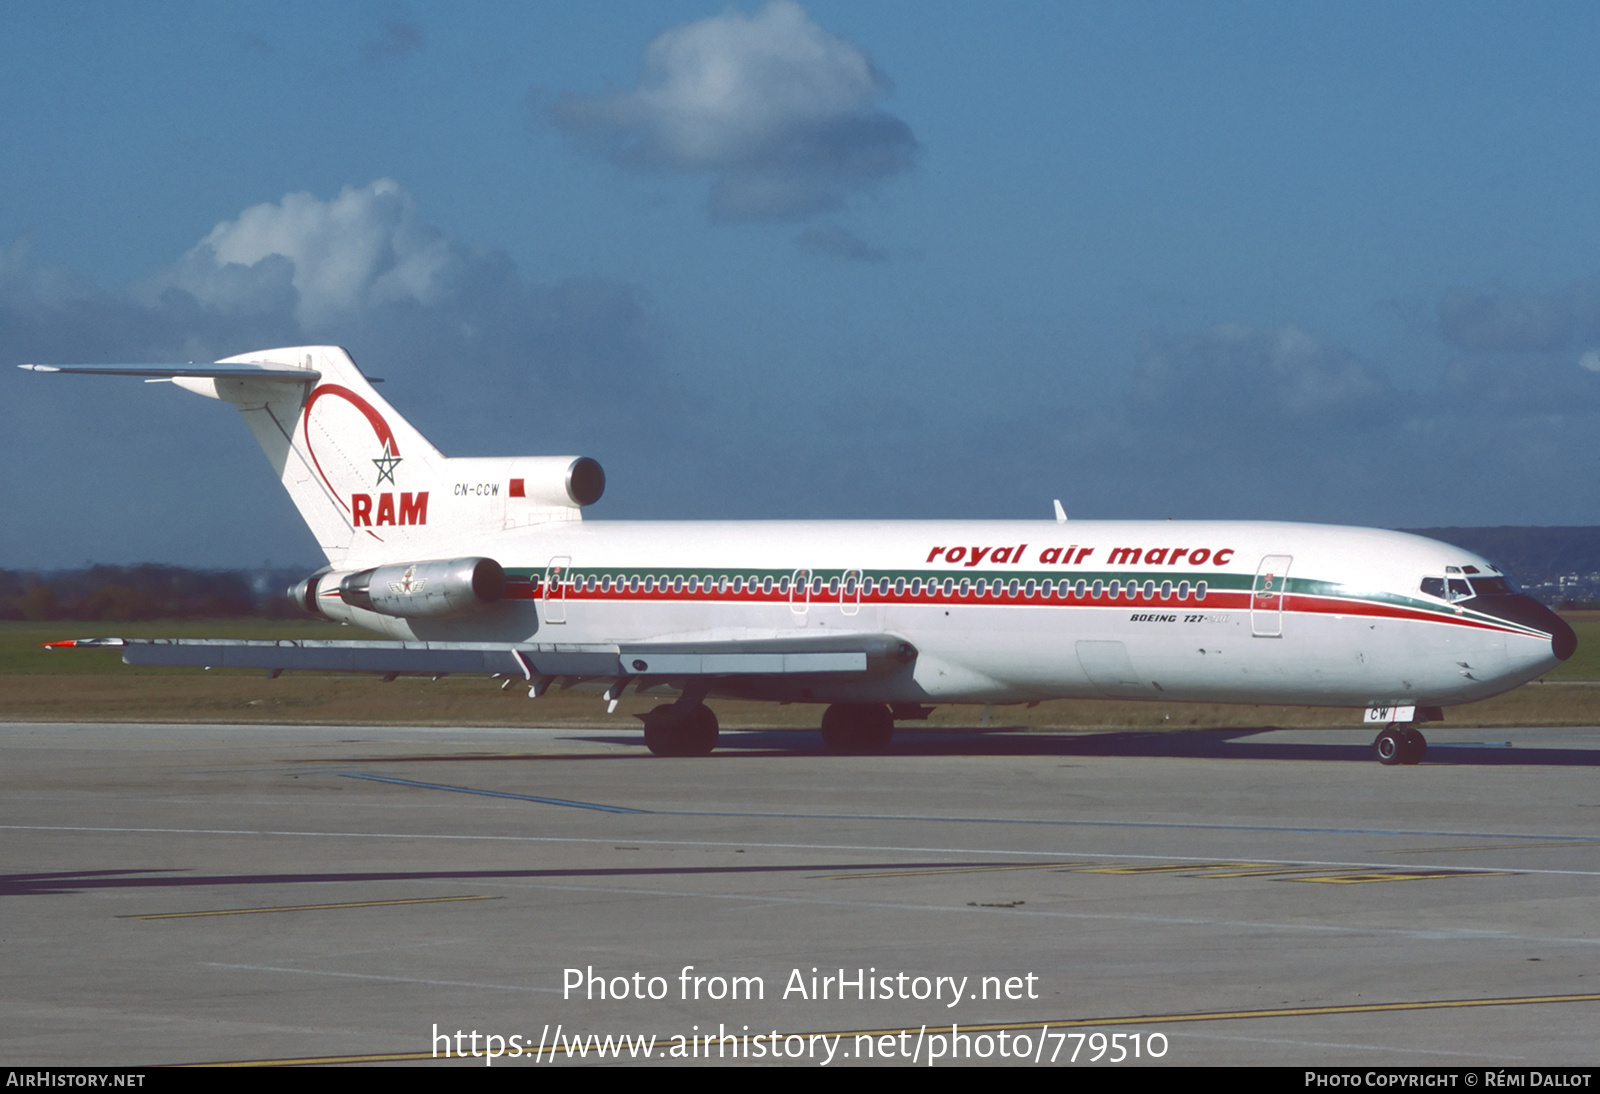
(0, 565, 311, 621)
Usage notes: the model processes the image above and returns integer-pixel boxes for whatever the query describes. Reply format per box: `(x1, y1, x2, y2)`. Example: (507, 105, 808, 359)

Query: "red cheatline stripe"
(490, 579, 1548, 638)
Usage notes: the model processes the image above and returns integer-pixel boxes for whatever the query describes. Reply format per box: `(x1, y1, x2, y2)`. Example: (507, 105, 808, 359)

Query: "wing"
(48, 633, 917, 684)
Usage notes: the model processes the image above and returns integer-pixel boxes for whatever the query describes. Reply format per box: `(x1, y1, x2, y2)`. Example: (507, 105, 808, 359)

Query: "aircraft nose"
(1465, 594, 1576, 662)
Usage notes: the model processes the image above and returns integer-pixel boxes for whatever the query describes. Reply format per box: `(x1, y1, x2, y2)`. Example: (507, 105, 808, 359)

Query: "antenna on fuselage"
(1053, 499, 1067, 523)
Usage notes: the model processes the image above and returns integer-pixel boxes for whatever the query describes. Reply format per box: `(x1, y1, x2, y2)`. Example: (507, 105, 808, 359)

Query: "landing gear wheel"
(642, 704, 676, 755)
(643, 703, 720, 757)
(678, 703, 719, 755)
(820, 703, 895, 754)
(1399, 726, 1426, 765)
(1373, 726, 1405, 766)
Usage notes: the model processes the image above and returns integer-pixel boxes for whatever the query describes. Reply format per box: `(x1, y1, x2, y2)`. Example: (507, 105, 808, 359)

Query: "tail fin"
(208, 346, 444, 565)
(24, 345, 604, 568)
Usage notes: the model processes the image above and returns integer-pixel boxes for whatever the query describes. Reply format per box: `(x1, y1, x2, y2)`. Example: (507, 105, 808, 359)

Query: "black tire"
(643, 703, 719, 757)
(678, 703, 719, 756)
(643, 704, 677, 756)
(820, 703, 895, 754)
(1374, 726, 1405, 766)
(1399, 727, 1427, 765)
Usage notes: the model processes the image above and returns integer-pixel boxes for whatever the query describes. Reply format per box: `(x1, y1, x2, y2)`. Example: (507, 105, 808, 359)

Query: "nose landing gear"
(1373, 725, 1426, 765)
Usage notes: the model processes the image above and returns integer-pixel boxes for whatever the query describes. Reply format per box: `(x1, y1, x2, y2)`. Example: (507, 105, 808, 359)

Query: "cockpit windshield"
(1421, 573, 1516, 601)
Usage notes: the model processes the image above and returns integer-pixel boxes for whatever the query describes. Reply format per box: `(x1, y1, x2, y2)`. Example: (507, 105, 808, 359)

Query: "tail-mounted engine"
(291, 557, 506, 622)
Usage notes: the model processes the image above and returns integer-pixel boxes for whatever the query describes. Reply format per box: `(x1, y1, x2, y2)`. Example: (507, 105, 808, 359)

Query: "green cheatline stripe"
(188, 991, 1600, 1065)
(507, 565, 1247, 589)
(120, 894, 499, 919)
(505, 564, 1536, 635)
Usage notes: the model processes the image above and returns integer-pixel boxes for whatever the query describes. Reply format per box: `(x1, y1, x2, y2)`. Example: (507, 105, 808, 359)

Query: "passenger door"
(1251, 555, 1293, 637)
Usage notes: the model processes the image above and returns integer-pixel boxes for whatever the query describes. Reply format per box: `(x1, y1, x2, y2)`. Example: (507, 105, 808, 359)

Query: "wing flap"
(623, 652, 867, 674)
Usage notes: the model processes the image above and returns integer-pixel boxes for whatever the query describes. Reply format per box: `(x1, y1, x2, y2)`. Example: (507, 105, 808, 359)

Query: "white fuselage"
(322, 518, 1564, 710)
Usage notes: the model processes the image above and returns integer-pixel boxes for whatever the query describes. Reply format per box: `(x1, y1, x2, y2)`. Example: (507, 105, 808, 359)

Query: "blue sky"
(5, 1, 1600, 569)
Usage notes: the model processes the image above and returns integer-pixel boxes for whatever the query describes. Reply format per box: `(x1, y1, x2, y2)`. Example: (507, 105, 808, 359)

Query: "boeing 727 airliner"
(23, 345, 1575, 763)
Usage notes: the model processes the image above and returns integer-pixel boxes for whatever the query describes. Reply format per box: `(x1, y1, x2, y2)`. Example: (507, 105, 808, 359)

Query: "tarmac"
(2, 719, 1598, 1067)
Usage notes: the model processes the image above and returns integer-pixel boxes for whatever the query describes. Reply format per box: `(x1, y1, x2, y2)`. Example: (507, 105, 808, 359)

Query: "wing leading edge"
(19, 362, 323, 382)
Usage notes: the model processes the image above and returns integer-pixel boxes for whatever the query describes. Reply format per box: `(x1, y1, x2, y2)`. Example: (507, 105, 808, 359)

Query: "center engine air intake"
(313, 557, 506, 619)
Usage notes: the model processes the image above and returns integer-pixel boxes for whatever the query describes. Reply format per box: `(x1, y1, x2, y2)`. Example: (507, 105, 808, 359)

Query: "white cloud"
(1132, 323, 1393, 426)
(0, 240, 88, 310)
(554, 1, 916, 221)
(2, 180, 682, 565)
(1438, 287, 1574, 353)
(793, 222, 888, 262)
(162, 179, 457, 329)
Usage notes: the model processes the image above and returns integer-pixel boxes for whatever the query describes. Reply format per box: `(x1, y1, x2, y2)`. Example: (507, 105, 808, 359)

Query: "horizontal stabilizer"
(19, 362, 322, 382)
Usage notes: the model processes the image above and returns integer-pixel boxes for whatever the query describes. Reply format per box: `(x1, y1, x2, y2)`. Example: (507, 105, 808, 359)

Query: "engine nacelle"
(536, 455, 604, 508)
(290, 558, 506, 621)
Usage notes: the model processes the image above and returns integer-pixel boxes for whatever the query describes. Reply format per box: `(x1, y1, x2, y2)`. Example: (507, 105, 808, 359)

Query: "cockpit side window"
(1421, 577, 1445, 598)
(1447, 578, 1474, 602)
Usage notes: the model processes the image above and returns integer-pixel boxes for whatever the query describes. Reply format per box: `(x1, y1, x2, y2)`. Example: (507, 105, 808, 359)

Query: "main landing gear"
(1373, 725, 1426, 766)
(820, 703, 895, 754)
(642, 699, 719, 757)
